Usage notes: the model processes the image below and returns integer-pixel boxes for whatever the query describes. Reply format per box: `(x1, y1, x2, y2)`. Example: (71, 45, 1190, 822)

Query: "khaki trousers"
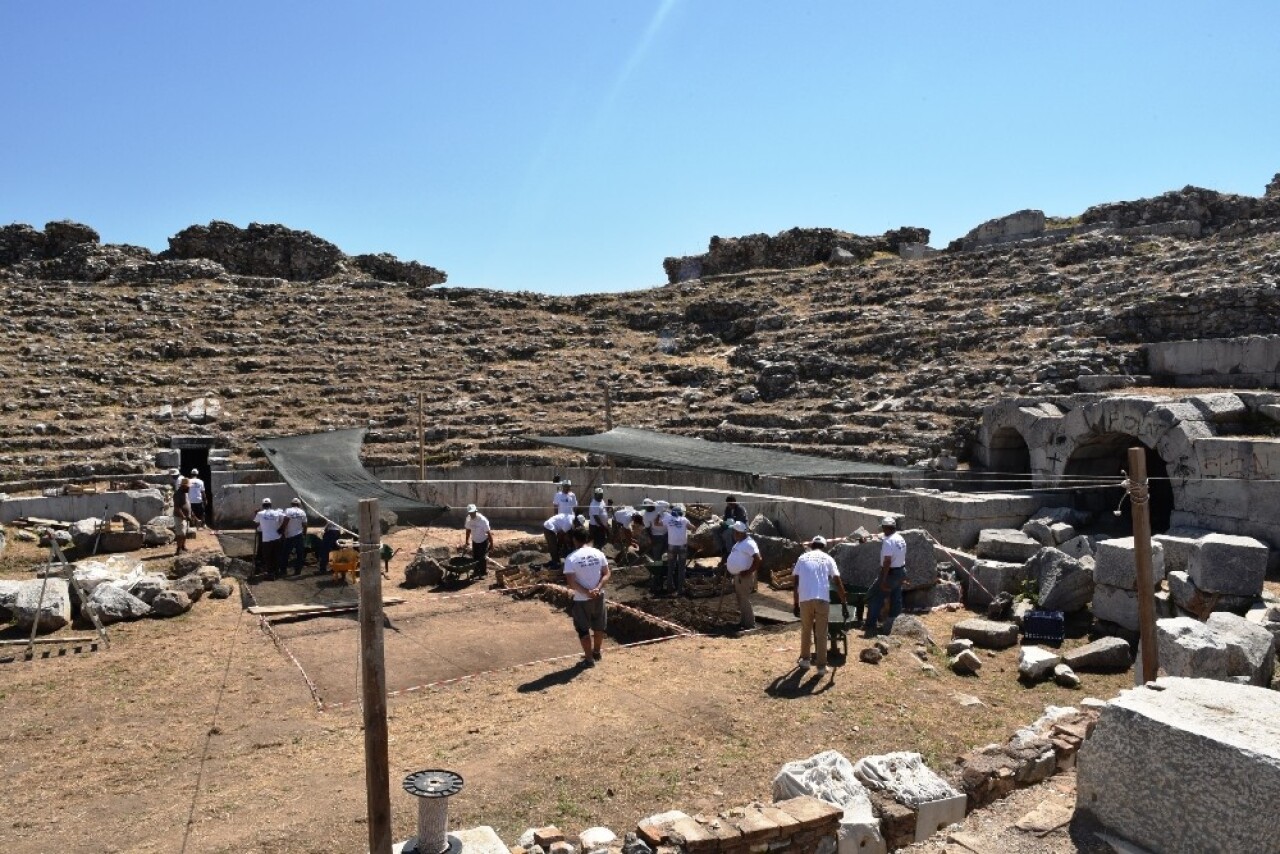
(799, 599, 829, 669)
(731, 571, 755, 629)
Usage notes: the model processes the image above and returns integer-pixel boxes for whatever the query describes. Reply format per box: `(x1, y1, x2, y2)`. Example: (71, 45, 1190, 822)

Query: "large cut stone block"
(9, 578, 72, 634)
(1166, 570, 1255, 616)
(951, 618, 1019, 649)
(1077, 678, 1280, 854)
(974, 529, 1041, 563)
(1093, 537, 1164, 591)
(1025, 547, 1094, 613)
(964, 559, 1024, 608)
(1154, 614, 1275, 686)
(1091, 583, 1141, 631)
(772, 750, 886, 854)
(1062, 636, 1131, 672)
(1152, 529, 1210, 576)
(1187, 533, 1269, 597)
(831, 530, 937, 591)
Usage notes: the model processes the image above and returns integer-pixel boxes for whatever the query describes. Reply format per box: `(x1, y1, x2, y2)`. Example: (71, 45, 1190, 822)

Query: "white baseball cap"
(656, 500, 670, 510)
(809, 535, 827, 548)
(881, 516, 898, 528)
(262, 498, 272, 506)
(731, 521, 748, 533)
(466, 503, 477, 514)
(190, 468, 199, 475)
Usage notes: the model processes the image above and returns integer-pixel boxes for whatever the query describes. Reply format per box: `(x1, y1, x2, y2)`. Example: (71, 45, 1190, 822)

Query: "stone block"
(1018, 646, 1062, 681)
(913, 794, 967, 843)
(964, 559, 1024, 608)
(831, 530, 936, 591)
(1093, 537, 1164, 590)
(1188, 392, 1247, 423)
(1155, 614, 1275, 686)
(1063, 636, 1131, 672)
(1152, 529, 1209, 575)
(86, 583, 151, 624)
(1058, 534, 1095, 560)
(1077, 677, 1280, 854)
(1167, 569, 1255, 616)
(1187, 533, 1268, 597)
(852, 752, 960, 808)
(448, 826, 511, 854)
(951, 618, 1019, 649)
(1025, 547, 1094, 613)
(1091, 583, 1140, 632)
(8, 577, 72, 633)
(974, 529, 1041, 563)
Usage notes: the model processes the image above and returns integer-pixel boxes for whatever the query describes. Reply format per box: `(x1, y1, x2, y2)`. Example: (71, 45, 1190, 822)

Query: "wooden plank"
(248, 597, 404, 616)
(0, 635, 99, 647)
(753, 605, 800, 624)
(359, 498, 393, 854)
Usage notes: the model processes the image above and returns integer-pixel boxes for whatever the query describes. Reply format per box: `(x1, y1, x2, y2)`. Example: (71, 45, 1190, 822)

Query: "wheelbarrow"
(646, 559, 669, 594)
(441, 556, 484, 587)
(329, 541, 360, 585)
(827, 586, 869, 659)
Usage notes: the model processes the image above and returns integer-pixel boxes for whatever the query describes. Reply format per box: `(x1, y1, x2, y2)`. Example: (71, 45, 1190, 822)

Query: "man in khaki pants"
(725, 521, 762, 631)
(791, 536, 849, 676)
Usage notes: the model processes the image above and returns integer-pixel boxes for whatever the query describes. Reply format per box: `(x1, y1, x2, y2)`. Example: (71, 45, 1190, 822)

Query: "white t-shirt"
(614, 506, 636, 526)
(283, 506, 307, 538)
(465, 512, 491, 543)
(589, 499, 609, 527)
(880, 532, 907, 568)
(726, 536, 760, 575)
(553, 491, 577, 515)
(641, 508, 658, 529)
(665, 515, 689, 547)
(651, 511, 669, 536)
(187, 477, 205, 503)
(254, 508, 285, 542)
(544, 512, 574, 533)
(563, 546, 608, 601)
(793, 549, 840, 603)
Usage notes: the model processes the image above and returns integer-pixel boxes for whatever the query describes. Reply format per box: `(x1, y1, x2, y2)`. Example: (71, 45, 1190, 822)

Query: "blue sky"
(2, 2, 1278, 294)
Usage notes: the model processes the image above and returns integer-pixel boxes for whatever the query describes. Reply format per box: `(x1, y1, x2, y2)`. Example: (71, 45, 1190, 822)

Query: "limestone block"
(831, 530, 936, 591)
(852, 752, 960, 808)
(1091, 583, 1140, 631)
(1020, 518, 1055, 546)
(1093, 537, 1164, 591)
(771, 750, 885, 854)
(1167, 569, 1255, 615)
(1025, 547, 1094, 613)
(1078, 678, 1280, 853)
(1155, 614, 1275, 686)
(1018, 646, 1062, 681)
(9, 577, 72, 633)
(1059, 534, 1095, 560)
(1206, 612, 1276, 686)
(86, 584, 151, 624)
(964, 559, 1023, 608)
(1187, 533, 1268, 597)
(951, 618, 1019, 649)
(1189, 392, 1247, 423)
(1152, 530, 1210, 576)
(150, 589, 192, 617)
(974, 529, 1041, 563)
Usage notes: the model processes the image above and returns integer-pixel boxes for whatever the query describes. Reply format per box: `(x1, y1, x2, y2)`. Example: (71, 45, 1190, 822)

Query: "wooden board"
(752, 605, 800, 625)
(248, 598, 404, 616)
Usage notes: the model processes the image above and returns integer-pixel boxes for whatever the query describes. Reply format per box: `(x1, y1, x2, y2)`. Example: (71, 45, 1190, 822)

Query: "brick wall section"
(636, 795, 841, 853)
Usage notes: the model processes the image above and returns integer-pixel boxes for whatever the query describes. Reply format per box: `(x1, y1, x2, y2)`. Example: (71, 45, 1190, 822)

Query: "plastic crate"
(1022, 609, 1066, 644)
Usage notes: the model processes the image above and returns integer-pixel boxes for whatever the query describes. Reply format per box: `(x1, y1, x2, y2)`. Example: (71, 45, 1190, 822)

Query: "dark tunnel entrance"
(1063, 434, 1173, 534)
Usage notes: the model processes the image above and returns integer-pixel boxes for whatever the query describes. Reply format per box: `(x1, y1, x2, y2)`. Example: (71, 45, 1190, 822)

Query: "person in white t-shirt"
(792, 536, 849, 675)
(612, 503, 635, 551)
(725, 521, 762, 630)
(649, 500, 670, 562)
(281, 498, 309, 576)
(865, 516, 907, 637)
(664, 504, 691, 595)
(186, 468, 207, 530)
(552, 480, 577, 517)
(588, 488, 610, 549)
(562, 527, 612, 666)
(542, 512, 575, 567)
(253, 498, 287, 577)
(461, 504, 491, 574)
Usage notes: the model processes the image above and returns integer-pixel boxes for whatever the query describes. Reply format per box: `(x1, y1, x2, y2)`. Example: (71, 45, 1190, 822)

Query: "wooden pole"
(604, 384, 614, 431)
(358, 498, 393, 854)
(1128, 447, 1159, 684)
(417, 392, 425, 481)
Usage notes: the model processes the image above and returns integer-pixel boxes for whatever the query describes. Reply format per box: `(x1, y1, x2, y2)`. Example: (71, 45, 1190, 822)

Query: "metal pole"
(418, 393, 426, 482)
(1128, 447, 1159, 684)
(359, 498, 393, 854)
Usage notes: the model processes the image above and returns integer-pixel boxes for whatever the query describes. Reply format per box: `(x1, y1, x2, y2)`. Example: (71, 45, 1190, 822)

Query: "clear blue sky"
(3, 2, 1277, 294)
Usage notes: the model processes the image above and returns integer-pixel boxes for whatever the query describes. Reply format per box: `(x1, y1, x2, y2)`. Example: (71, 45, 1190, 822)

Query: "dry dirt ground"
(0, 530, 1134, 854)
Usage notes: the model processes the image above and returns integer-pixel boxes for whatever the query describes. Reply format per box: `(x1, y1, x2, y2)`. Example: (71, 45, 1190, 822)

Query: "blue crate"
(1023, 609, 1066, 644)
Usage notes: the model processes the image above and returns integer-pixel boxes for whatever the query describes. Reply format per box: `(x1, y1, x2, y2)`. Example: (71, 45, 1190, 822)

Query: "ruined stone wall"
(1146, 335, 1280, 389)
(1102, 285, 1280, 345)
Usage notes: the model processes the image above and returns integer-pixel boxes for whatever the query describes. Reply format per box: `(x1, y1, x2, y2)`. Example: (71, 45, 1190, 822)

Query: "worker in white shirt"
(665, 504, 691, 595)
(649, 500, 670, 562)
(461, 504, 491, 574)
(725, 521, 763, 631)
(542, 511, 575, 568)
(552, 480, 577, 517)
(186, 468, 207, 530)
(865, 516, 908, 637)
(588, 488, 610, 549)
(281, 498, 309, 576)
(612, 503, 636, 551)
(253, 498, 287, 578)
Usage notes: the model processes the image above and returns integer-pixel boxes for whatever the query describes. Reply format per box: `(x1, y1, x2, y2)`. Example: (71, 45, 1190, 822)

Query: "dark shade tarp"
(524, 427, 905, 480)
(258, 428, 447, 528)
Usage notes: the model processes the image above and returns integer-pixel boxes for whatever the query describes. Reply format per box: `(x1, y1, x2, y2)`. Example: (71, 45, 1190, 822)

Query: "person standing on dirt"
(462, 503, 491, 574)
(792, 536, 849, 676)
(864, 516, 907, 637)
(588, 488, 610, 549)
(253, 498, 287, 577)
(553, 480, 577, 517)
(542, 511, 574, 568)
(186, 468, 207, 530)
(281, 498, 309, 576)
(562, 526, 611, 667)
(725, 521, 762, 631)
(612, 503, 636, 551)
(665, 504, 690, 595)
(315, 519, 341, 575)
(174, 476, 194, 535)
(650, 500, 670, 562)
(718, 496, 748, 566)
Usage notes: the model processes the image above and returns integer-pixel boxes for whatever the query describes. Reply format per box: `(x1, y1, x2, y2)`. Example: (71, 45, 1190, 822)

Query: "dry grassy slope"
(2, 227, 1280, 483)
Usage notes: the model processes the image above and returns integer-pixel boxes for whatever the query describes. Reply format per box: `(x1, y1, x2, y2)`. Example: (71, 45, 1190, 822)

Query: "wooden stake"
(418, 392, 425, 481)
(358, 498, 393, 854)
(604, 384, 614, 432)
(1128, 447, 1159, 684)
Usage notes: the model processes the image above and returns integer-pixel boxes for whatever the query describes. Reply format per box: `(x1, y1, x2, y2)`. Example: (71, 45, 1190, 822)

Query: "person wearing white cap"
(792, 536, 849, 675)
(865, 516, 907, 637)
(253, 498, 287, 577)
(552, 480, 577, 517)
(588, 488, 610, 549)
(186, 468, 207, 530)
(281, 498, 309, 576)
(649, 500, 670, 563)
(725, 520, 762, 631)
(461, 504, 491, 574)
(665, 504, 690, 595)
(542, 511, 575, 568)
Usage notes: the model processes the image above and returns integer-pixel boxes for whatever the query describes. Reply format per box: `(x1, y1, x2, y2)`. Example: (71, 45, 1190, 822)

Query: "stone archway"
(986, 426, 1031, 473)
(1063, 432, 1175, 532)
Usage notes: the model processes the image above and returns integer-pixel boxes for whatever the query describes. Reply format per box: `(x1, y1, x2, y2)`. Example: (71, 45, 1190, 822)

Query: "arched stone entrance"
(1063, 433, 1174, 532)
(986, 426, 1031, 473)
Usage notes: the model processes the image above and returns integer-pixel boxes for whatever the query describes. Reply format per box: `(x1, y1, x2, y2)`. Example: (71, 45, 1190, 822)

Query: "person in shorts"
(562, 527, 611, 666)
